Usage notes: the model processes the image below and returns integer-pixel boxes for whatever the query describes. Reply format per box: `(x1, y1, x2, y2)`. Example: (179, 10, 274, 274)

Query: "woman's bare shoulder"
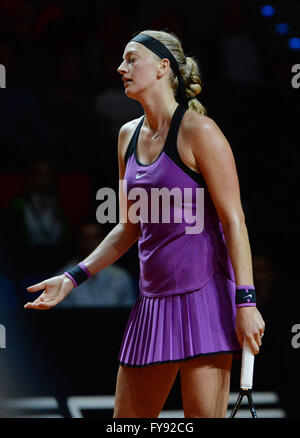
(119, 116, 144, 141)
(182, 108, 232, 164)
(181, 109, 217, 136)
(118, 115, 144, 163)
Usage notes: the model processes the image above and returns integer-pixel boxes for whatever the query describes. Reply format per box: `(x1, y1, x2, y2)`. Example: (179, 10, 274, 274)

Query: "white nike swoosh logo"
(244, 294, 252, 299)
(136, 173, 147, 179)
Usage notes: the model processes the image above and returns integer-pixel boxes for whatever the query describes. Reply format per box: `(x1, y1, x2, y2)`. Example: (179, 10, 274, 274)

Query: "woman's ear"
(157, 58, 170, 79)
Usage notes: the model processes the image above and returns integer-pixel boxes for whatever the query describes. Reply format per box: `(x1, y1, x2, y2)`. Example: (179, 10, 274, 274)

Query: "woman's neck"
(139, 93, 178, 135)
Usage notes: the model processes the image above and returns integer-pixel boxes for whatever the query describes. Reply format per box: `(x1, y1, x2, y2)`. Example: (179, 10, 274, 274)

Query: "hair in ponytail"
(136, 29, 207, 115)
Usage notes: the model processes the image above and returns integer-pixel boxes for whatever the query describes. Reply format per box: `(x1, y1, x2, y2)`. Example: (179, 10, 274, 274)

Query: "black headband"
(130, 33, 188, 108)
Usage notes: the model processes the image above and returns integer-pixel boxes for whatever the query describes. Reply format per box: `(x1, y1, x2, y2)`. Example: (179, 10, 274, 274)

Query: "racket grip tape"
(240, 339, 255, 390)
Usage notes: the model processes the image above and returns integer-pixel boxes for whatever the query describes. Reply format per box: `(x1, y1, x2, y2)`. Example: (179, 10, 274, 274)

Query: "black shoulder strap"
(164, 105, 206, 185)
(164, 104, 187, 154)
(124, 117, 145, 166)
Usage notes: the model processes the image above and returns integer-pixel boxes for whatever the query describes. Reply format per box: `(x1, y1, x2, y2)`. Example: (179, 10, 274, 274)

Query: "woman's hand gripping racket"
(230, 339, 258, 418)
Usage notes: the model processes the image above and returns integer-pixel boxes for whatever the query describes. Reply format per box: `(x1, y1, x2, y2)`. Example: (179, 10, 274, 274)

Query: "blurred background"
(0, 0, 299, 418)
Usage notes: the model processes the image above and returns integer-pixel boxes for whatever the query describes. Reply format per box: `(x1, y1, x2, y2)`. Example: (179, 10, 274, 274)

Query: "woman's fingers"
(24, 298, 56, 310)
(254, 331, 262, 347)
(26, 281, 47, 293)
(237, 329, 261, 355)
(24, 276, 68, 310)
(24, 302, 50, 310)
(25, 295, 45, 309)
(259, 324, 265, 338)
(236, 308, 266, 355)
(245, 334, 260, 355)
(24, 294, 61, 310)
(25, 283, 47, 309)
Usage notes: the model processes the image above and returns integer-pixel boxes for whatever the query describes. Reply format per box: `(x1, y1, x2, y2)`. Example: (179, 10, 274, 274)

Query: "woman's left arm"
(188, 114, 265, 354)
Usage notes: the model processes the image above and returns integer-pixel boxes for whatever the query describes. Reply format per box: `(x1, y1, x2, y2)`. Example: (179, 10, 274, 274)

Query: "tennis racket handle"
(240, 339, 255, 390)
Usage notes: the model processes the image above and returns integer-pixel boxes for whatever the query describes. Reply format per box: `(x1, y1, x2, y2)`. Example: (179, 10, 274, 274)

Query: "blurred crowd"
(0, 0, 299, 312)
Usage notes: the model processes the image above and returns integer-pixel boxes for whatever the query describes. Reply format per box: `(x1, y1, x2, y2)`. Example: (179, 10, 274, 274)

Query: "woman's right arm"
(24, 121, 141, 310)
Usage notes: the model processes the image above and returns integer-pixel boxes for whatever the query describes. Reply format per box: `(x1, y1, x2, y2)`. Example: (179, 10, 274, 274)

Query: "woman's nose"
(117, 60, 127, 74)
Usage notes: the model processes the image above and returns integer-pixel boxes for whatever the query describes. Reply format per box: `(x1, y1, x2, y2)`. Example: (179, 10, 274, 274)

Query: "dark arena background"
(0, 0, 299, 419)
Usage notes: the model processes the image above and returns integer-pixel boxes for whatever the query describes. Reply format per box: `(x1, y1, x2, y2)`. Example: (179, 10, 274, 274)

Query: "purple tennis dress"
(118, 104, 241, 367)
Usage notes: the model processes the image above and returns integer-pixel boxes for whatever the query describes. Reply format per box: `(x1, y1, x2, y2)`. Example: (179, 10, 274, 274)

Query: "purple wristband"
(235, 285, 256, 307)
(78, 262, 92, 278)
(64, 271, 78, 287)
(236, 303, 257, 308)
(236, 285, 255, 290)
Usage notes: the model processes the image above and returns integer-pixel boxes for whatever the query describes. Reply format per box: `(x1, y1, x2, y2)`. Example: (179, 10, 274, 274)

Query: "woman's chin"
(124, 89, 139, 102)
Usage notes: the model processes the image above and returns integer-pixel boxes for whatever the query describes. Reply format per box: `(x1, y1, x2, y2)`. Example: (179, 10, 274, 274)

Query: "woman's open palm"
(24, 275, 74, 310)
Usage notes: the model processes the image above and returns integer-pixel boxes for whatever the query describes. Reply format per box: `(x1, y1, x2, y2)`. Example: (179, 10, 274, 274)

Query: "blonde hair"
(135, 29, 207, 115)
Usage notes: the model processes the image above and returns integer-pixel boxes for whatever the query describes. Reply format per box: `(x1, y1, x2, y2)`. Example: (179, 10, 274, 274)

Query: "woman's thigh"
(179, 354, 233, 418)
(113, 362, 180, 418)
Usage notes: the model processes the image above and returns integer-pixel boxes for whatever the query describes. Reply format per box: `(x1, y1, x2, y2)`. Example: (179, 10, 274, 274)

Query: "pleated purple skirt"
(118, 265, 242, 367)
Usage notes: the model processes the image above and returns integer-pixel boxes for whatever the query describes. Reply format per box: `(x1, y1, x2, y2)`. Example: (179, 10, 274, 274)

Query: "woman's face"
(117, 41, 160, 100)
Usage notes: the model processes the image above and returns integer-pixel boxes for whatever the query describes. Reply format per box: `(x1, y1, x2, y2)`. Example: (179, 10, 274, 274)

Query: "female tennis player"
(24, 29, 265, 418)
